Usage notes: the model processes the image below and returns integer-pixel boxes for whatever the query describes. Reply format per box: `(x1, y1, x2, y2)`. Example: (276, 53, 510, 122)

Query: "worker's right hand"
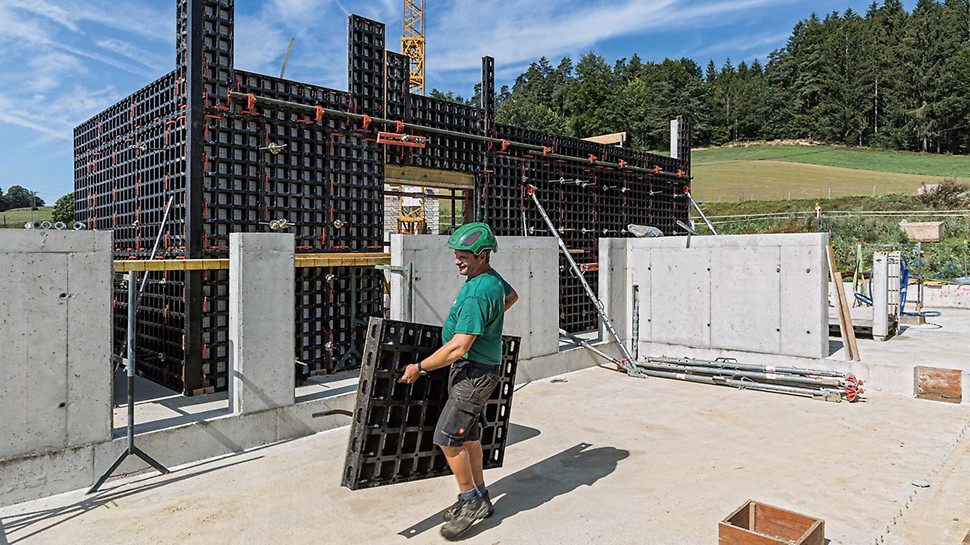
(398, 363, 421, 384)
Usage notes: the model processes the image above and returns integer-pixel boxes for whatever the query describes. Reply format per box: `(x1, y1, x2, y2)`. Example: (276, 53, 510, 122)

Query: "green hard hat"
(447, 222, 498, 256)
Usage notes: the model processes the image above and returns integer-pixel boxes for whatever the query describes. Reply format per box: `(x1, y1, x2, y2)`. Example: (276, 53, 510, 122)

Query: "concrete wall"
(0, 230, 112, 460)
(836, 281, 970, 310)
(922, 283, 970, 309)
(229, 233, 295, 414)
(389, 234, 560, 362)
(601, 233, 829, 359)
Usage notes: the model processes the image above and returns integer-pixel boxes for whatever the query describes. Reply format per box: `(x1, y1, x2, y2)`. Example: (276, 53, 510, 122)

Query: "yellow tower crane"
(402, 0, 425, 95)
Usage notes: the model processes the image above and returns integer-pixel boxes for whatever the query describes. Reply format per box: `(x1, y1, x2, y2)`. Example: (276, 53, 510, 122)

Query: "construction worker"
(398, 222, 518, 540)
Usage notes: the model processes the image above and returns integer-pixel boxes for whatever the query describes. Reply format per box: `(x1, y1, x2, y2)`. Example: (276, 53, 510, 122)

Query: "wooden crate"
(900, 221, 944, 242)
(719, 500, 824, 545)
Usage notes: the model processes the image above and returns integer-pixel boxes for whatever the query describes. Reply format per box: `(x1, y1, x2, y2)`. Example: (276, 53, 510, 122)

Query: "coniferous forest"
(434, 0, 970, 155)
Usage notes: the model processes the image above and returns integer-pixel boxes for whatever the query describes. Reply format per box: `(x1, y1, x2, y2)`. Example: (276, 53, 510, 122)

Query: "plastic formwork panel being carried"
(342, 318, 519, 490)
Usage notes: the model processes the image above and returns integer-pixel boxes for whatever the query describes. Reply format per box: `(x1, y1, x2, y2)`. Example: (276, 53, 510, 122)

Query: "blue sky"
(0, 0, 916, 205)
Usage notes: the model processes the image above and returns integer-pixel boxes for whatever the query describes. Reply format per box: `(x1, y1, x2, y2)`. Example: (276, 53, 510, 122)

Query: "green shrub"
(917, 178, 970, 209)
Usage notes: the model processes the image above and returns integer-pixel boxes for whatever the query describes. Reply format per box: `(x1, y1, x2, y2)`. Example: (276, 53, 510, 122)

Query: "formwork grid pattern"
(342, 318, 519, 490)
(75, 0, 689, 394)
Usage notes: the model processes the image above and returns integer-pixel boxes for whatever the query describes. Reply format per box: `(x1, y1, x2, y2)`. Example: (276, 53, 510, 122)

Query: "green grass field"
(0, 207, 53, 228)
(692, 144, 970, 176)
(690, 144, 968, 202)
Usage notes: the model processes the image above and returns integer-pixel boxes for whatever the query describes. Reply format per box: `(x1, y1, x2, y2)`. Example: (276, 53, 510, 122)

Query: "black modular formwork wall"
(74, 0, 690, 395)
(342, 318, 519, 490)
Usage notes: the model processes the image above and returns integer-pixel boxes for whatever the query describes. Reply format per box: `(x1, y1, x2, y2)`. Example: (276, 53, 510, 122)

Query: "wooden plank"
(295, 253, 390, 267)
(827, 245, 860, 361)
(113, 258, 229, 272)
(114, 253, 390, 271)
(915, 366, 963, 403)
(384, 165, 474, 191)
(755, 503, 813, 541)
(718, 523, 783, 545)
(582, 131, 627, 145)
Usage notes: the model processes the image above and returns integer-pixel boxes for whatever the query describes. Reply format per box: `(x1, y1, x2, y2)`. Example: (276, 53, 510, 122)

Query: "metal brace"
(375, 263, 414, 322)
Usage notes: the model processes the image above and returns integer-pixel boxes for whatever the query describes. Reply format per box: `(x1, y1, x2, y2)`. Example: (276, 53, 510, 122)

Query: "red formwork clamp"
(246, 93, 256, 110)
(844, 375, 864, 402)
(542, 146, 550, 156)
(588, 154, 597, 164)
(500, 139, 510, 151)
(314, 106, 324, 122)
(618, 159, 626, 169)
(361, 115, 371, 129)
(525, 184, 537, 196)
(395, 120, 404, 133)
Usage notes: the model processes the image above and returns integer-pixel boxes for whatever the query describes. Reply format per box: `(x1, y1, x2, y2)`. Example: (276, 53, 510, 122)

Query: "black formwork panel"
(484, 122, 691, 333)
(76, 0, 690, 394)
(201, 67, 385, 381)
(74, 69, 189, 390)
(342, 318, 520, 490)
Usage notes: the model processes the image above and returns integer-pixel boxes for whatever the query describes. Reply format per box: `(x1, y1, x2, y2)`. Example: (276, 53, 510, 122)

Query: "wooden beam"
(384, 165, 474, 191)
(113, 259, 228, 272)
(114, 253, 390, 272)
(827, 245, 859, 362)
(581, 131, 627, 146)
(295, 253, 390, 267)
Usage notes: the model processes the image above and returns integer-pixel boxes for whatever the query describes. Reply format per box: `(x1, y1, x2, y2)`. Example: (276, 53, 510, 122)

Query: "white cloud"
(26, 51, 87, 92)
(0, 94, 71, 141)
(427, 0, 790, 74)
(693, 32, 790, 59)
(50, 42, 159, 78)
(94, 37, 169, 72)
(6, 0, 81, 33)
(0, 4, 59, 45)
(233, 15, 291, 74)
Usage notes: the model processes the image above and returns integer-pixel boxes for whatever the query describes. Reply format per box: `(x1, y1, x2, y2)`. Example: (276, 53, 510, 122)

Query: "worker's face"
(454, 250, 488, 277)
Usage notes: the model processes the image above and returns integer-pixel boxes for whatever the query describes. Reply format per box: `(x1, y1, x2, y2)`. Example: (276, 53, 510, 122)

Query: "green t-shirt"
(442, 269, 513, 365)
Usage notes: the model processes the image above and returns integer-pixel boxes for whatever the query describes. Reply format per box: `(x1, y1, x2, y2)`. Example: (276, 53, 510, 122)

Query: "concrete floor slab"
(3, 366, 968, 545)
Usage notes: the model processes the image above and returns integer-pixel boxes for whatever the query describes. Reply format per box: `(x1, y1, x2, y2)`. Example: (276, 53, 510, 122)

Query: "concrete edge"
(0, 345, 604, 508)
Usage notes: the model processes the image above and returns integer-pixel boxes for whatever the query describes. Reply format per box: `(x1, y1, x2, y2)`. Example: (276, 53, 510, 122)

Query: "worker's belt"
(453, 358, 498, 370)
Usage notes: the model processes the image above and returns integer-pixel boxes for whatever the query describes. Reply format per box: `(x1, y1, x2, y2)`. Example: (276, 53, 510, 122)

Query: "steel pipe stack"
(636, 356, 863, 403)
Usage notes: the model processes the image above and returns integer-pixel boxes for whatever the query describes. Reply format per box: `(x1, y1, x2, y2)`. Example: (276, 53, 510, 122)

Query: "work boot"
(440, 495, 491, 540)
(443, 489, 493, 522)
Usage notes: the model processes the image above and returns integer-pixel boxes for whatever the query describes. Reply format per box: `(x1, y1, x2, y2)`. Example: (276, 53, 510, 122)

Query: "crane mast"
(402, 0, 425, 95)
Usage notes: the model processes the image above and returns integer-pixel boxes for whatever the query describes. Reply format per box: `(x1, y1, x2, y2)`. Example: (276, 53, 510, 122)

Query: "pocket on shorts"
(469, 370, 499, 404)
(437, 398, 482, 442)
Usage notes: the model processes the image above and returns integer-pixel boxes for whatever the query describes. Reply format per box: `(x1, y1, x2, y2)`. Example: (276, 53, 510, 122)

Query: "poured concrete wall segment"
(389, 234, 559, 361)
(601, 233, 829, 359)
(229, 233, 295, 414)
(0, 230, 112, 460)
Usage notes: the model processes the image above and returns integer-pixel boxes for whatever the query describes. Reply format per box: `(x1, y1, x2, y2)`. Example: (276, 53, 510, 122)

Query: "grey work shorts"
(433, 360, 500, 447)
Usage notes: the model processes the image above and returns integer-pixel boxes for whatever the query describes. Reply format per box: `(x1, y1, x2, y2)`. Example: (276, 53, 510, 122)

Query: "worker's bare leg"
(464, 440, 485, 488)
(440, 445, 475, 492)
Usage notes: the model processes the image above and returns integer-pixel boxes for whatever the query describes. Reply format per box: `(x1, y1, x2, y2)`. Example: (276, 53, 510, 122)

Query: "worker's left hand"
(398, 363, 421, 384)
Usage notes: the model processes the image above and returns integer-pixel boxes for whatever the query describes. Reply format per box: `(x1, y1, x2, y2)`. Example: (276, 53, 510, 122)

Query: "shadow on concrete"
(505, 423, 540, 447)
(827, 338, 843, 356)
(399, 442, 628, 539)
(0, 455, 261, 545)
(295, 382, 359, 404)
(113, 370, 231, 435)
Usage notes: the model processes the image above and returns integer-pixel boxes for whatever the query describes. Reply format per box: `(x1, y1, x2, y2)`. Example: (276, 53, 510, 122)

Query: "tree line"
(434, 0, 970, 154)
(0, 185, 46, 212)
